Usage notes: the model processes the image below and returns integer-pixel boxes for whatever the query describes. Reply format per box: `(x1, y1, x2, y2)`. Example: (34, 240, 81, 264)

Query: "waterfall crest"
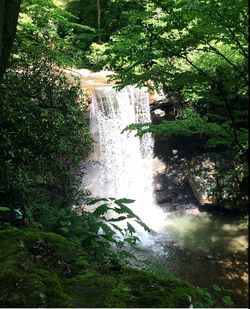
(83, 86, 166, 232)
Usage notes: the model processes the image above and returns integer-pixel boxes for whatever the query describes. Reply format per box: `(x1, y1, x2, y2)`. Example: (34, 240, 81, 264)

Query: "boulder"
(187, 153, 247, 211)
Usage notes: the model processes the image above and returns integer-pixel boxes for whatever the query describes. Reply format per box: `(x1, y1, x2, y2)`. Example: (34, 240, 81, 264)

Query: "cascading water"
(82, 86, 166, 232)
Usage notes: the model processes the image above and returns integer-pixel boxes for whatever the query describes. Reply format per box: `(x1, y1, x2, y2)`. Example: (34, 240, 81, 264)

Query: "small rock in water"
(185, 208, 201, 216)
(153, 109, 165, 117)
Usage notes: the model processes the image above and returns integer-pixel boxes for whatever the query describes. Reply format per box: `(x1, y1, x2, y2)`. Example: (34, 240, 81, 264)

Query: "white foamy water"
(82, 86, 166, 232)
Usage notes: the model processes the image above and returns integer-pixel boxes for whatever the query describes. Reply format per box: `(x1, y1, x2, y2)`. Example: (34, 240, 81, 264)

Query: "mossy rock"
(0, 227, 88, 307)
(0, 227, 214, 308)
(67, 268, 200, 308)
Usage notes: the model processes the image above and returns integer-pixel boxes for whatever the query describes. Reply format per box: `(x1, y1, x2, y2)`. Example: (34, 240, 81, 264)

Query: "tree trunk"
(0, 0, 21, 82)
(97, 0, 101, 43)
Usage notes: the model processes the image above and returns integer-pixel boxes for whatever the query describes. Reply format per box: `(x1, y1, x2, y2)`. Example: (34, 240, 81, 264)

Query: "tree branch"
(205, 41, 248, 83)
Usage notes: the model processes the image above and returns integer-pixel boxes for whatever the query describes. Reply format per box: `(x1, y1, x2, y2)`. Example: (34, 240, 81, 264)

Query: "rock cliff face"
(63, 69, 115, 109)
(151, 104, 248, 213)
(64, 69, 164, 106)
(152, 134, 202, 214)
(187, 154, 248, 211)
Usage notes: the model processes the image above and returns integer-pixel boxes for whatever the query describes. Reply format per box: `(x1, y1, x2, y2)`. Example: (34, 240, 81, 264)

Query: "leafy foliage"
(0, 58, 92, 229)
(189, 284, 234, 308)
(101, 1, 248, 138)
(93, 0, 248, 208)
(54, 197, 150, 266)
(66, 0, 141, 44)
(11, 0, 96, 67)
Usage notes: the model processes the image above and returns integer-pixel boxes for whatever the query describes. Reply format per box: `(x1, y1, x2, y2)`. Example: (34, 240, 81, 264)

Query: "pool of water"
(161, 211, 248, 253)
(137, 210, 248, 307)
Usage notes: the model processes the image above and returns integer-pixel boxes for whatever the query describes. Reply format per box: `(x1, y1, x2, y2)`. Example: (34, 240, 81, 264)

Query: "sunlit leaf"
(212, 284, 222, 292)
(0, 207, 10, 212)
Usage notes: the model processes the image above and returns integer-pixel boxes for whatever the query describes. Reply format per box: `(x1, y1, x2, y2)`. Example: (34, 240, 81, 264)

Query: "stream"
(81, 84, 248, 308)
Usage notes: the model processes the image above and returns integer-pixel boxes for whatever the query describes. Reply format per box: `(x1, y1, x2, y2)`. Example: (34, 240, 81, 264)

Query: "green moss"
(0, 228, 73, 307)
(68, 268, 199, 308)
(119, 269, 195, 307)
(0, 227, 214, 308)
(68, 272, 119, 307)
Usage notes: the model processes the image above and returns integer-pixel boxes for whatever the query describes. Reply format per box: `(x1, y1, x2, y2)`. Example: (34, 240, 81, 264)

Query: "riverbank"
(0, 227, 223, 308)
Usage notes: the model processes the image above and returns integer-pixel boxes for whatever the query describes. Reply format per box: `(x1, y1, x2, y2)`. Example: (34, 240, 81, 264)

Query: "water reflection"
(162, 212, 248, 253)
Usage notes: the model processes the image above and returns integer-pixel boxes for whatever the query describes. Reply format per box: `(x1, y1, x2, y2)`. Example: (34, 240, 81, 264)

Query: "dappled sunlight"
(161, 213, 248, 253)
(222, 223, 241, 232)
(228, 235, 248, 252)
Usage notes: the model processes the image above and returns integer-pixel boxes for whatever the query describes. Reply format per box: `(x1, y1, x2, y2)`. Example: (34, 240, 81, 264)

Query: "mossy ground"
(0, 227, 212, 308)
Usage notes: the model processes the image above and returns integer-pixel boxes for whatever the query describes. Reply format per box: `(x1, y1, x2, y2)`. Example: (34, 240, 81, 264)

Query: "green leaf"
(118, 250, 136, 259)
(114, 203, 136, 216)
(127, 222, 136, 234)
(90, 222, 103, 234)
(135, 220, 151, 232)
(87, 198, 109, 205)
(59, 220, 69, 227)
(88, 215, 97, 226)
(212, 284, 222, 292)
(124, 235, 141, 246)
(101, 223, 115, 237)
(59, 227, 69, 233)
(0, 207, 10, 212)
(222, 296, 234, 306)
(93, 204, 110, 216)
(111, 223, 124, 235)
(115, 198, 135, 204)
(107, 216, 128, 222)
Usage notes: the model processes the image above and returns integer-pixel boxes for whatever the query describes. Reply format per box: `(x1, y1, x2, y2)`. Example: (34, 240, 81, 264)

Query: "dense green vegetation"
(12, 0, 96, 66)
(0, 61, 92, 228)
(0, 0, 248, 307)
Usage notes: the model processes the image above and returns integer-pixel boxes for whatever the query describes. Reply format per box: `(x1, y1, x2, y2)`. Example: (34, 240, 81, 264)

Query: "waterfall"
(83, 86, 166, 232)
